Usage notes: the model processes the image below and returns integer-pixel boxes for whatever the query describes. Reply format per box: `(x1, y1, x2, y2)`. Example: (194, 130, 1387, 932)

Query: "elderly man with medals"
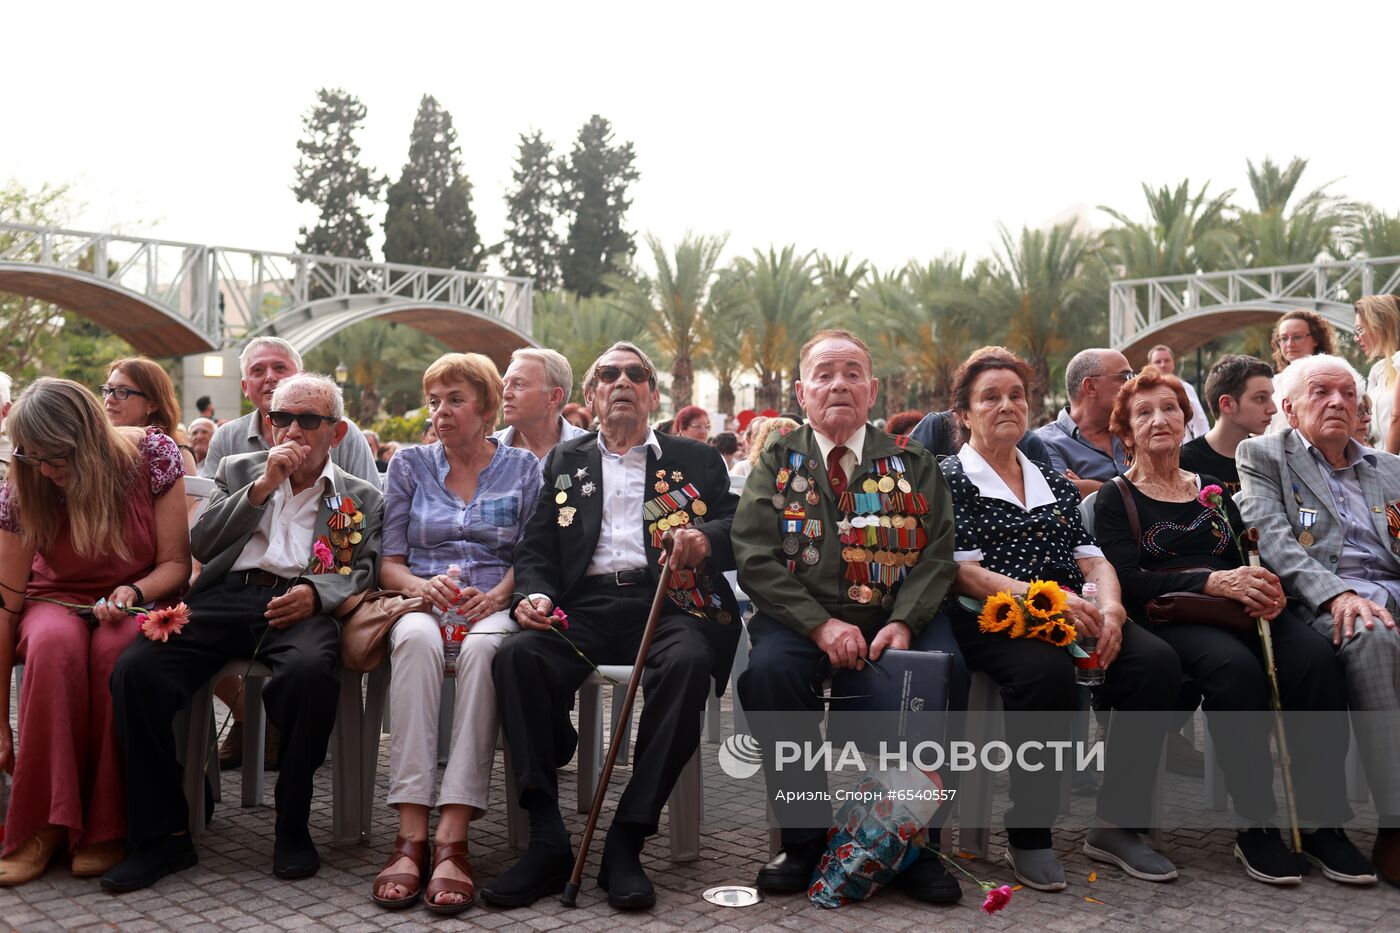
(1238, 352, 1400, 887)
(732, 329, 969, 903)
(483, 341, 741, 911)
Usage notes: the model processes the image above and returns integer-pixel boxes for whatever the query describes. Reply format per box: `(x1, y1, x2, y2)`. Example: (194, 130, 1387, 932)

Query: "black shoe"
(755, 838, 825, 893)
(100, 834, 198, 893)
(890, 847, 962, 904)
(1233, 828, 1303, 885)
(272, 825, 320, 880)
(218, 721, 244, 771)
(480, 844, 574, 908)
(597, 822, 655, 909)
(1301, 828, 1378, 885)
(1165, 732, 1205, 778)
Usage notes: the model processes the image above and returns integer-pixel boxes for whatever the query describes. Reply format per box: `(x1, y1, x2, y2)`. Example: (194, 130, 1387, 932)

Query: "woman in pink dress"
(0, 379, 190, 885)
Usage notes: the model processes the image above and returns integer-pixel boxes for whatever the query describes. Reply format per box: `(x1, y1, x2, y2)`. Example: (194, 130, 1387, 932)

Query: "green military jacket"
(732, 423, 956, 636)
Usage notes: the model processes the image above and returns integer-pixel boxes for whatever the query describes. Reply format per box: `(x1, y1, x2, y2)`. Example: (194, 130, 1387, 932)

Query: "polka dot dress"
(940, 455, 1090, 591)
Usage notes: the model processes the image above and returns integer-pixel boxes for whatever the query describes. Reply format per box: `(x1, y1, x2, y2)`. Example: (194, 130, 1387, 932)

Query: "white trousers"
(385, 609, 517, 811)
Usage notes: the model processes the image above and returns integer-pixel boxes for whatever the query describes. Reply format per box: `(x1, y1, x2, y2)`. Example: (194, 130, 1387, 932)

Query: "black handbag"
(1110, 477, 1255, 635)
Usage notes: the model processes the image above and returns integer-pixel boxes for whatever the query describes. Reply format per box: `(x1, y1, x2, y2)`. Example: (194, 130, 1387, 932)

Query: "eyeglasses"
(267, 410, 339, 430)
(1354, 325, 1367, 339)
(12, 448, 70, 467)
(1277, 333, 1314, 345)
(99, 385, 148, 401)
(594, 364, 653, 385)
(1091, 370, 1135, 382)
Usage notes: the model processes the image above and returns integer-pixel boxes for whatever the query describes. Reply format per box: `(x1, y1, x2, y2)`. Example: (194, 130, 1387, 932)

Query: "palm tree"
(815, 252, 871, 313)
(734, 245, 825, 410)
(305, 320, 448, 423)
(980, 222, 1094, 415)
(1229, 156, 1356, 267)
(700, 264, 753, 415)
(533, 290, 650, 404)
(1098, 179, 1236, 277)
(1347, 207, 1400, 260)
(610, 232, 727, 408)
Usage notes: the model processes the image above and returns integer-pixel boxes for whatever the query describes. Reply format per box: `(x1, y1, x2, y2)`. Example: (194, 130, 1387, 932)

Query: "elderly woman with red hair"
(1093, 365, 1368, 886)
(672, 405, 711, 442)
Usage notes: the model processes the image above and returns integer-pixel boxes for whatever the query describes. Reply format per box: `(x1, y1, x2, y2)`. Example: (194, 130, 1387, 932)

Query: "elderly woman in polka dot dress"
(939, 347, 1181, 893)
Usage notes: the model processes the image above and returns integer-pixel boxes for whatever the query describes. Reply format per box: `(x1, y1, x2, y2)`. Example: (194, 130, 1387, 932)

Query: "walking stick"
(1246, 528, 1303, 851)
(561, 538, 676, 907)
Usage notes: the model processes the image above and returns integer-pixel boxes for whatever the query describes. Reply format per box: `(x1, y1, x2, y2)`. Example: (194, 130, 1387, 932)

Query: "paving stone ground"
(3, 695, 1396, 931)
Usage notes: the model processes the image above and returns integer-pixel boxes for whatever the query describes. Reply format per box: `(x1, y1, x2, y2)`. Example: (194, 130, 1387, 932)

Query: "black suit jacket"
(513, 431, 741, 694)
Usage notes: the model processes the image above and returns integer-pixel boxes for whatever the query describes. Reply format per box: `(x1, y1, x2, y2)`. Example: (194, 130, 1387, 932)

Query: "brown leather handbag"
(337, 589, 433, 672)
(1110, 477, 1256, 636)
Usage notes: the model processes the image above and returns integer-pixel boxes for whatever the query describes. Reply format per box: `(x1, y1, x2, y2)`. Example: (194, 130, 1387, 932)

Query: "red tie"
(827, 445, 849, 495)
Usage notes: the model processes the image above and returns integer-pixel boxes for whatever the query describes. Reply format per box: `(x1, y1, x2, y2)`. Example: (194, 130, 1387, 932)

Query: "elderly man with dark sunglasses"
(104, 373, 383, 892)
(483, 341, 741, 911)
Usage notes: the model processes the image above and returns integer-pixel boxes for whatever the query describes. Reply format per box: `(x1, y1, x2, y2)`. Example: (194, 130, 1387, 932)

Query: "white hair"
(509, 347, 574, 414)
(188, 417, 216, 433)
(239, 336, 304, 376)
(271, 372, 344, 420)
(1275, 353, 1364, 403)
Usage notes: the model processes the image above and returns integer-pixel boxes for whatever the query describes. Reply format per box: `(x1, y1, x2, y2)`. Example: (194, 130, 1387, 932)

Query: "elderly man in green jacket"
(733, 329, 968, 904)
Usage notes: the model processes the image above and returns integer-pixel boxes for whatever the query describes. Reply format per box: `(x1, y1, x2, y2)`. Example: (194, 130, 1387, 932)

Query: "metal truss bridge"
(0, 221, 535, 366)
(1111, 254, 1400, 361)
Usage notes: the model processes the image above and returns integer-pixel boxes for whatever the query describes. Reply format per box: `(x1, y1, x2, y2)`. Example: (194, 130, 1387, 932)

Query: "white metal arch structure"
(0, 221, 534, 361)
(1110, 255, 1400, 363)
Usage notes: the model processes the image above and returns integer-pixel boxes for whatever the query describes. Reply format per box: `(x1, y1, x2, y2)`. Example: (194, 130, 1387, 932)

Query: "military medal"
(805, 488, 820, 506)
(553, 473, 572, 504)
(771, 492, 786, 509)
(671, 470, 683, 483)
(782, 535, 801, 555)
(801, 545, 820, 565)
(692, 499, 707, 515)
(581, 481, 597, 497)
(1297, 507, 1318, 547)
(574, 466, 589, 482)
(862, 477, 878, 494)
(791, 474, 809, 493)
(558, 506, 577, 527)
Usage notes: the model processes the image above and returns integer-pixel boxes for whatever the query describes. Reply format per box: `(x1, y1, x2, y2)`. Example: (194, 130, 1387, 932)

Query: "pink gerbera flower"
(140, 602, 192, 643)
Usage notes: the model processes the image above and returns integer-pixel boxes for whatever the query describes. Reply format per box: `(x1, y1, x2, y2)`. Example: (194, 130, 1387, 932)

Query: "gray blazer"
(191, 449, 384, 614)
(1237, 429, 1400, 615)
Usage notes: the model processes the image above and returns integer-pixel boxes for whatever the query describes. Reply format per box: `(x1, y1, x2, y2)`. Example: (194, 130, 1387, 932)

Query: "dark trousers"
(1154, 617, 1352, 826)
(111, 575, 341, 845)
(738, 612, 969, 849)
(493, 579, 715, 834)
(951, 612, 1180, 849)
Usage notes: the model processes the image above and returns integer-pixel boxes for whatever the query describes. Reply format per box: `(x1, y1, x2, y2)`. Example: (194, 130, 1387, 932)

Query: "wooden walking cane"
(560, 537, 677, 907)
(1247, 528, 1303, 851)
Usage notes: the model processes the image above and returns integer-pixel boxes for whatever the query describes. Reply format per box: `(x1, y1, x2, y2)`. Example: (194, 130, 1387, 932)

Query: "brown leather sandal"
(371, 835, 430, 909)
(424, 840, 475, 915)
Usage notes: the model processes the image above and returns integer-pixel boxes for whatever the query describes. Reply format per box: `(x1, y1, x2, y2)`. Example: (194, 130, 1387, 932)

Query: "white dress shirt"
(811, 424, 866, 484)
(1182, 381, 1210, 441)
(585, 429, 662, 577)
(231, 456, 337, 577)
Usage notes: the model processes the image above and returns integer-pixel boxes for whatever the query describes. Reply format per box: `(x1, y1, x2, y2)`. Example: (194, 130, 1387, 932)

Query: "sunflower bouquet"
(975, 579, 1077, 648)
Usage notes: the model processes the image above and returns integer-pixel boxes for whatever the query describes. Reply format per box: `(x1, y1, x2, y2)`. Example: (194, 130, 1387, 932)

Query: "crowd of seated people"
(1, 307, 1399, 913)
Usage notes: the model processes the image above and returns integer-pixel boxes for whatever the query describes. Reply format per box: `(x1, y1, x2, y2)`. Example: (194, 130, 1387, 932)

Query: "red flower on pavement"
(981, 884, 1014, 914)
(139, 602, 192, 643)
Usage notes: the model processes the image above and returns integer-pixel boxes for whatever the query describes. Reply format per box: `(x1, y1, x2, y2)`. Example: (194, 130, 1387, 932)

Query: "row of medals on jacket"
(772, 453, 929, 609)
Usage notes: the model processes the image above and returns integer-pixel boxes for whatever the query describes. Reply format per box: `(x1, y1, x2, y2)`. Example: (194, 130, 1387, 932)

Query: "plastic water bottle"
(1075, 582, 1105, 686)
(440, 564, 465, 677)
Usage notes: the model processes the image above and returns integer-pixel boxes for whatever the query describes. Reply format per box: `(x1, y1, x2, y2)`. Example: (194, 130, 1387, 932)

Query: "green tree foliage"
(980, 222, 1095, 415)
(1098, 180, 1236, 278)
(733, 245, 824, 410)
(304, 320, 447, 422)
(1347, 207, 1400, 260)
(503, 129, 563, 290)
(383, 94, 483, 270)
(700, 265, 752, 415)
(292, 88, 383, 261)
(533, 290, 649, 405)
(1229, 157, 1356, 267)
(0, 181, 73, 377)
(857, 256, 978, 414)
(559, 115, 639, 297)
(611, 233, 727, 409)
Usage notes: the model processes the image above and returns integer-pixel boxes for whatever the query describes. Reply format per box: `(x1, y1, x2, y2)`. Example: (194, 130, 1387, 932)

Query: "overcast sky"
(6, 1, 1397, 277)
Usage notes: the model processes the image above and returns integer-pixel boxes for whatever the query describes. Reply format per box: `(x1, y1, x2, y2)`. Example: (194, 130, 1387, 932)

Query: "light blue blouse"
(382, 440, 542, 590)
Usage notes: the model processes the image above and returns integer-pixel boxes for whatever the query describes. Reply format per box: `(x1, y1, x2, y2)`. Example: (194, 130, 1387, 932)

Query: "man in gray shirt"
(1036, 348, 1133, 498)
(202, 336, 379, 486)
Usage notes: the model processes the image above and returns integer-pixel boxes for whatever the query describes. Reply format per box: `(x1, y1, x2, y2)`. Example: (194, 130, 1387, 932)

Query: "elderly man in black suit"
(483, 341, 740, 911)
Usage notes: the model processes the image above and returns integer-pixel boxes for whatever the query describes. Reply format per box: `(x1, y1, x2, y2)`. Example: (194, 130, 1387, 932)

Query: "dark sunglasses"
(267, 410, 338, 430)
(595, 364, 653, 385)
(12, 448, 70, 467)
(99, 385, 148, 401)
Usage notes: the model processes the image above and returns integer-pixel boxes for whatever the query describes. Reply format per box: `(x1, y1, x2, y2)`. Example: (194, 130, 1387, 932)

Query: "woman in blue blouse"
(371, 353, 542, 915)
